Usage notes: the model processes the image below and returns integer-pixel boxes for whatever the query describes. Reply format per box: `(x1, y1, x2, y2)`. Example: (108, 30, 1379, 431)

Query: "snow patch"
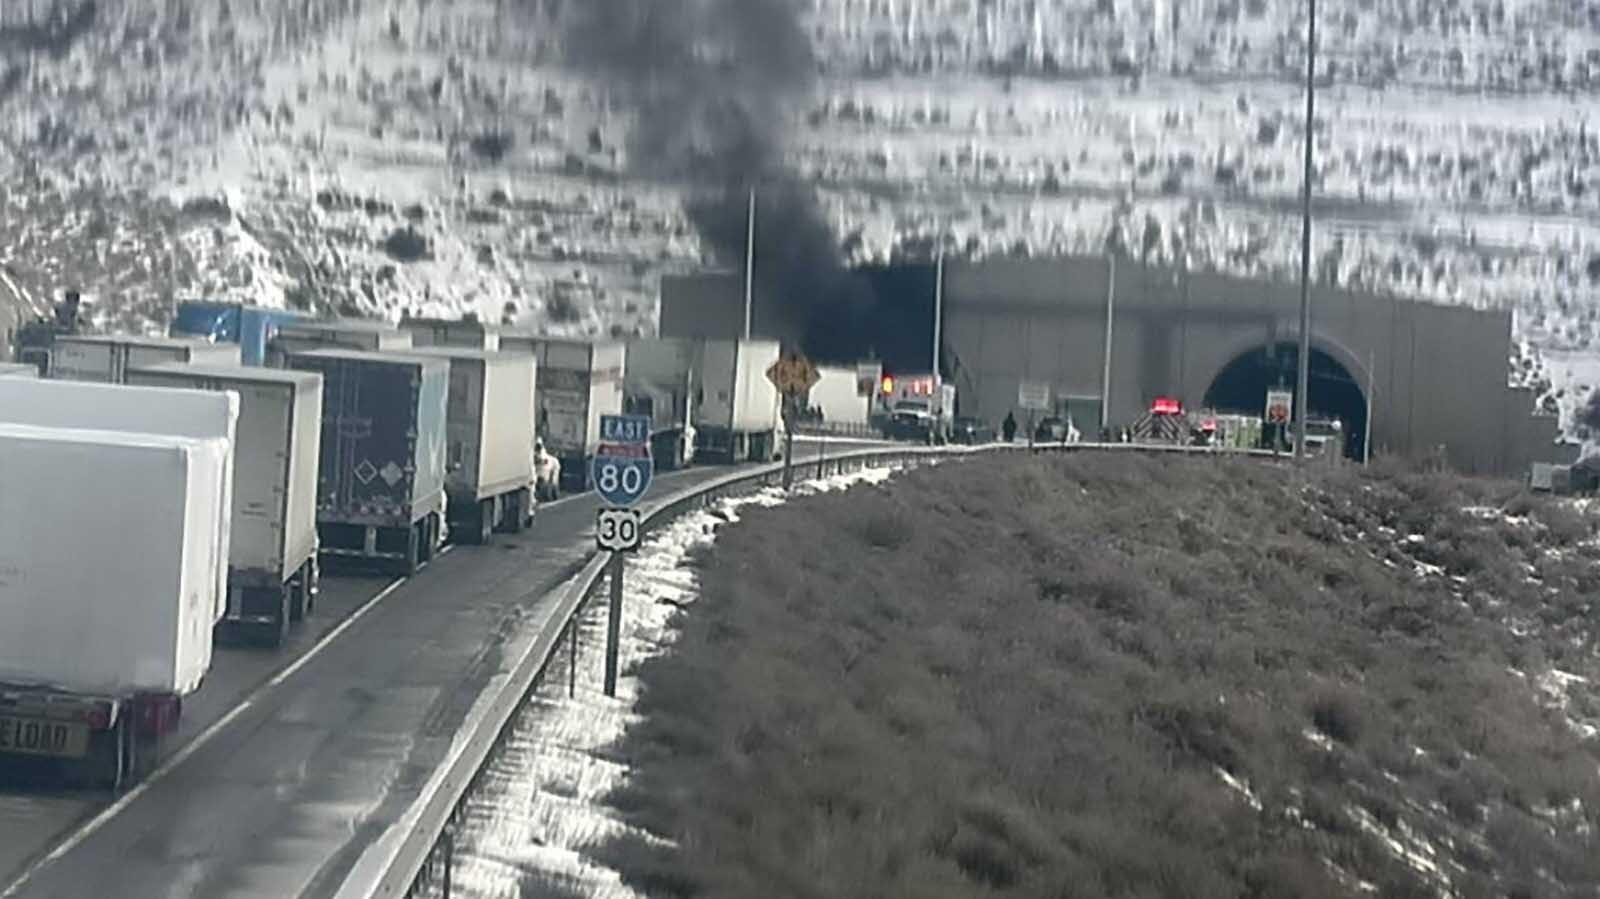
(1215, 766, 1262, 812)
(432, 465, 900, 899)
(1349, 805, 1451, 889)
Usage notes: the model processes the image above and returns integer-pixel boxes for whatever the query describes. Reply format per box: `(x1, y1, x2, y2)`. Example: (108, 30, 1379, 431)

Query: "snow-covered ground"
(3, 0, 1599, 421)
(429, 465, 897, 899)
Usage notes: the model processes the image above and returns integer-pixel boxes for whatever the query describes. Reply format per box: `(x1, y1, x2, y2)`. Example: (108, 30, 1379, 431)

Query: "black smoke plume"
(557, 0, 874, 357)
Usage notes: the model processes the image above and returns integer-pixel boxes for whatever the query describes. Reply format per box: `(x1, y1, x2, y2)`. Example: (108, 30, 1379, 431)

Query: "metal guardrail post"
(567, 617, 577, 699)
(602, 554, 624, 698)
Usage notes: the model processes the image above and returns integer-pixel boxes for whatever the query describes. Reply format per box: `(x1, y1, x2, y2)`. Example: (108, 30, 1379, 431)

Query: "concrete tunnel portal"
(1203, 342, 1369, 459)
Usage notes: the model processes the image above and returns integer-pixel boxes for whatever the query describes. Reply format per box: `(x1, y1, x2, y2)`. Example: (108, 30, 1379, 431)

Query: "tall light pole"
(1294, 0, 1317, 461)
(743, 188, 756, 341)
(932, 250, 944, 377)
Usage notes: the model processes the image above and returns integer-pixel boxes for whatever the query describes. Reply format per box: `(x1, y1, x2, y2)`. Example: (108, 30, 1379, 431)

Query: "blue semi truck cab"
(170, 301, 310, 366)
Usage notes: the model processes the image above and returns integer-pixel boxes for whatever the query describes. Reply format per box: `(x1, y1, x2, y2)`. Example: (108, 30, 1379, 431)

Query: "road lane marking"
(0, 570, 417, 898)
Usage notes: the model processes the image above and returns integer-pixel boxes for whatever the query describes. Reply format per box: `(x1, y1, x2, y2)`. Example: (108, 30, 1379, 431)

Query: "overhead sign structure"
(1265, 390, 1293, 425)
(592, 413, 654, 508)
(1017, 380, 1051, 412)
(855, 361, 882, 398)
(596, 507, 642, 552)
(767, 353, 821, 397)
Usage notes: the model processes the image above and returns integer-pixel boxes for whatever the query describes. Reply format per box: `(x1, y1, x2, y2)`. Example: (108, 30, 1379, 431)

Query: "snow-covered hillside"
(2, 0, 1597, 416)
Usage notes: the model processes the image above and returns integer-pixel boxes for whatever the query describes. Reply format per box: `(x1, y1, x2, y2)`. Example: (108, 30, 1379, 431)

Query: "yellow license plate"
(0, 714, 91, 759)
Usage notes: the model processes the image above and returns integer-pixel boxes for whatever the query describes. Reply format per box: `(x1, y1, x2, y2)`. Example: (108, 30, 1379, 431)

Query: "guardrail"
(365, 440, 1288, 899)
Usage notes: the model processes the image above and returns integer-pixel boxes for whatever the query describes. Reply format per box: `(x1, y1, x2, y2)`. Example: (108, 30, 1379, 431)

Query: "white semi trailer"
(0, 424, 231, 789)
(406, 347, 538, 544)
(693, 338, 782, 464)
(266, 319, 414, 367)
(127, 363, 324, 646)
(50, 334, 241, 382)
(0, 377, 238, 624)
(499, 335, 625, 493)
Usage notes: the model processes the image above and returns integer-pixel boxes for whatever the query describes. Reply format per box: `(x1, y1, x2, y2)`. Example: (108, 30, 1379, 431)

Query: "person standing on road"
(1002, 411, 1017, 443)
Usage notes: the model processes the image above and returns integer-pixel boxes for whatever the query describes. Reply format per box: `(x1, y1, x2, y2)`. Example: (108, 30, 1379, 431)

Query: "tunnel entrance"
(1203, 342, 1368, 460)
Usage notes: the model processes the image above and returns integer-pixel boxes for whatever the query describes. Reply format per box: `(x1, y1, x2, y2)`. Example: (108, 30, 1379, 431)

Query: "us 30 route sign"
(596, 507, 642, 552)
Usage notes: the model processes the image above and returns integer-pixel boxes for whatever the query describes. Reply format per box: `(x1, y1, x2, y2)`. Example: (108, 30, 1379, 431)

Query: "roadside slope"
(599, 453, 1600, 898)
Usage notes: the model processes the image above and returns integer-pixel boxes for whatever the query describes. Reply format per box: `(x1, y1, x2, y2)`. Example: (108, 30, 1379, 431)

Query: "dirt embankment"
(600, 453, 1600, 898)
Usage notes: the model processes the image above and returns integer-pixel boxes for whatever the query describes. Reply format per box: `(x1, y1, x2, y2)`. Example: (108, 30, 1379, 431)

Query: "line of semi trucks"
(0, 298, 918, 789)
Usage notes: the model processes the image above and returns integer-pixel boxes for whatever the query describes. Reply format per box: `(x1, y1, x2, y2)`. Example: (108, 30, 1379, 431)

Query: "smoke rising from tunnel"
(556, 0, 874, 355)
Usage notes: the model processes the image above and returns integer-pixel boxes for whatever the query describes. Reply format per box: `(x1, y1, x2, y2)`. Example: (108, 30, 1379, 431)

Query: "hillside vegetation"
(0, 0, 1596, 420)
(600, 452, 1600, 898)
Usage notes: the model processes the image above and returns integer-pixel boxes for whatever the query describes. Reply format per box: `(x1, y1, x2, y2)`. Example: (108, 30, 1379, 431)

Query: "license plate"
(0, 714, 91, 760)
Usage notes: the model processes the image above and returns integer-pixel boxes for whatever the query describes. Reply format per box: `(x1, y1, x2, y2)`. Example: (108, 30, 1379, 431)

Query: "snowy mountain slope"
(2, 0, 1597, 418)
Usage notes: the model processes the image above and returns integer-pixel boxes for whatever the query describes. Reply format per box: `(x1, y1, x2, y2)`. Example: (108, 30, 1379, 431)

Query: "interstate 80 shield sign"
(592, 414, 654, 507)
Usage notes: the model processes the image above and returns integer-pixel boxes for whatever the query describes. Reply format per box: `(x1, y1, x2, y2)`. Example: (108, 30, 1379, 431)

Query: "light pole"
(743, 188, 756, 340)
(1294, 0, 1317, 461)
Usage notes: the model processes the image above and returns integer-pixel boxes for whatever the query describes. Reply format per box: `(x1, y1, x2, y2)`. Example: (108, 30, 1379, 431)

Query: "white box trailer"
(0, 424, 229, 788)
(127, 363, 323, 645)
(266, 319, 413, 367)
(695, 339, 781, 463)
(405, 348, 536, 544)
(810, 366, 871, 426)
(399, 316, 501, 351)
(50, 334, 242, 383)
(499, 334, 624, 492)
(623, 337, 699, 470)
(0, 378, 238, 625)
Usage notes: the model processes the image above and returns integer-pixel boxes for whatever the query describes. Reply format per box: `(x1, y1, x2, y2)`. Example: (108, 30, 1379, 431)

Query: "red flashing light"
(1151, 396, 1184, 416)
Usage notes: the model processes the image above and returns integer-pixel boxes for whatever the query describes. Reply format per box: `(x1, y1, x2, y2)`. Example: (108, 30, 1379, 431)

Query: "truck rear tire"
(265, 588, 291, 648)
(496, 489, 531, 534)
(402, 522, 422, 576)
(288, 569, 309, 623)
(478, 499, 494, 544)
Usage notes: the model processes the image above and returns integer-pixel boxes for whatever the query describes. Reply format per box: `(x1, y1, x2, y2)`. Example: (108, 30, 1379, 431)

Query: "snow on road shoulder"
(432, 465, 900, 899)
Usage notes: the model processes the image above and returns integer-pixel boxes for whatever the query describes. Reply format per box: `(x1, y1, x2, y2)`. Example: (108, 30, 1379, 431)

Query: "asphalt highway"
(0, 440, 886, 899)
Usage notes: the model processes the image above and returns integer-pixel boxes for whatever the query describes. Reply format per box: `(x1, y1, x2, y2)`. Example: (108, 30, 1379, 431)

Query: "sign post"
(767, 353, 821, 489)
(593, 413, 653, 698)
(1265, 389, 1293, 455)
(1019, 380, 1050, 447)
(855, 361, 882, 398)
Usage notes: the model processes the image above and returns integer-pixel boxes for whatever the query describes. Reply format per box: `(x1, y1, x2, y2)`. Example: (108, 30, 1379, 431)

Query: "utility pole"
(1364, 346, 1376, 465)
(932, 251, 944, 376)
(1294, 0, 1317, 462)
(743, 188, 756, 341)
(1101, 254, 1117, 434)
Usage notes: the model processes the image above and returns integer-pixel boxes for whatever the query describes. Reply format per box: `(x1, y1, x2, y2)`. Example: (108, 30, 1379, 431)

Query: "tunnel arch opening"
(1202, 342, 1369, 460)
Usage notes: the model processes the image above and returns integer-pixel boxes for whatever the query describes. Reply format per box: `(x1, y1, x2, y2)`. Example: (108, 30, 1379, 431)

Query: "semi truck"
(499, 335, 624, 492)
(50, 334, 242, 382)
(694, 338, 782, 463)
(403, 317, 553, 496)
(127, 364, 324, 646)
(623, 337, 699, 470)
(168, 301, 312, 366)
(406, 347, 537, 544)
(809, 365, 871, 427)
(0, 378, 239, 625)
(287, 349, 448, 575)
(880, 372, 956, 443)
(0, 424, 230, 789)
(399, 314, 501, 350)
(266, 319, 413, 367)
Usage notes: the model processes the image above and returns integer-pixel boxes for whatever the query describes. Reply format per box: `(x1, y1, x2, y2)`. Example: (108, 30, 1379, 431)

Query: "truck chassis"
(319, 510, 444, 577)
(446, 486, 533, 546)
(0, 685, 183, 791)
(219, 556, 320, 649)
